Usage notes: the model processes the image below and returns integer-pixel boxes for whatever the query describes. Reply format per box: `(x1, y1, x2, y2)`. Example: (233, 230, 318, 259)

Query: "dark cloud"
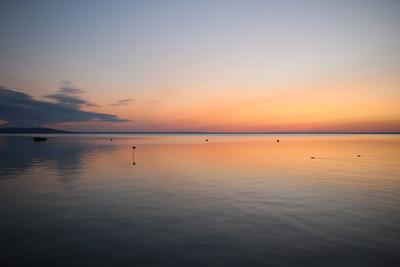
(58, 81, 83, 95)
(111, 99, 135, 106)
(0, 85, 129, 126)
(44, 82, 96, 108)
(45, 93, 97, 107)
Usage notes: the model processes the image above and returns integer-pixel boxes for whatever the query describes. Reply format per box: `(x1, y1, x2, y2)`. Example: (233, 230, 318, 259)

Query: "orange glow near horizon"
(53, 74, 400, 132)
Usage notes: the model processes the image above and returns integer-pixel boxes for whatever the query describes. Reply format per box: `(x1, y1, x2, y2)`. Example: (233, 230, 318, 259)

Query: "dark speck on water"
(1, 134, 400, 267)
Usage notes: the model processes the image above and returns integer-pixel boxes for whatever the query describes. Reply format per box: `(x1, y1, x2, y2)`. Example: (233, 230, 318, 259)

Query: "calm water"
(0, 134, 399, 266)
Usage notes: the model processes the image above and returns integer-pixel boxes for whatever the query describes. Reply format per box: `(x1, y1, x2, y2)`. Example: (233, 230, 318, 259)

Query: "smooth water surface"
(0, 134, 399, 266)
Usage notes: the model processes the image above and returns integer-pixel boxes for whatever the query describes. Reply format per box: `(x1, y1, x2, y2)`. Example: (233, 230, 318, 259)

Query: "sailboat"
(33, 119, 47, 142)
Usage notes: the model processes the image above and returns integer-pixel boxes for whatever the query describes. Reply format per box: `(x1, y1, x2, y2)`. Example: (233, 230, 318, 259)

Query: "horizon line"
(66, 131, 400, 134)
(1, 127, 400, 134)
(3, 129, 400, 134)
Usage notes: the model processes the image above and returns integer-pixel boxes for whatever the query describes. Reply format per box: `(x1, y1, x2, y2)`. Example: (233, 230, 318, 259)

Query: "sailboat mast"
(33, 118, 47, 142)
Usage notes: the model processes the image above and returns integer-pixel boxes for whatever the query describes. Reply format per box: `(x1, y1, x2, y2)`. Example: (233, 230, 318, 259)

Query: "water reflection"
(0, 136, 117, 182)
(0, 134, 399, 266)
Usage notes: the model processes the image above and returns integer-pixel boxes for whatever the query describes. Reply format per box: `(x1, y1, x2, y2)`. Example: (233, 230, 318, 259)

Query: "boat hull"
(33, 137, 47, 142)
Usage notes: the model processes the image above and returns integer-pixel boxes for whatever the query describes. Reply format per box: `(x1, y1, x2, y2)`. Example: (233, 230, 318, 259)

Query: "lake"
(0, 134, 399, 266)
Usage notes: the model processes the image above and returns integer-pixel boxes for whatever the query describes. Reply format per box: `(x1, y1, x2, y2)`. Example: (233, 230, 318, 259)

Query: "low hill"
(0, 127, 71, 134)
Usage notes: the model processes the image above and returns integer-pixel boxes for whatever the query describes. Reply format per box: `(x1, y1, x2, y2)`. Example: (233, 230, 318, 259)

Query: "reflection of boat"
(32, 119, 47, 142)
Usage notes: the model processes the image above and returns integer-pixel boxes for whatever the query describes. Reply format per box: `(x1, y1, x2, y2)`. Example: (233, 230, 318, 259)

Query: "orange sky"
(51, 72, 399, 132)
(1, 1, 400, 132)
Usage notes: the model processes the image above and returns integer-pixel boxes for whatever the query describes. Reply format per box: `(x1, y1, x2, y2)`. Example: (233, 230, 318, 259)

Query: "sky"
(0, 0, 399, 132)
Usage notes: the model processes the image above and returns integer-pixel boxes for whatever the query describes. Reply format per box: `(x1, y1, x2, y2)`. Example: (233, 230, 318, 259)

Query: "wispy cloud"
(145, 99, 159, 104)
(111, 99, 135, 106)
(0, 84, 129, 126)
(44, 81, 96, 108)
(58, 81, 84, 94)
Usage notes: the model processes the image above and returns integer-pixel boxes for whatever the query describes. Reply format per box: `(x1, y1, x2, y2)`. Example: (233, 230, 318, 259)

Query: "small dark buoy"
(357, 154, 361, 157)
(310, 156, 315, 159)
(205, 139, 208, 142)
(132, 146, 136, 165)
(110, 138, 112, 141)
(276, 139, 280, 143)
